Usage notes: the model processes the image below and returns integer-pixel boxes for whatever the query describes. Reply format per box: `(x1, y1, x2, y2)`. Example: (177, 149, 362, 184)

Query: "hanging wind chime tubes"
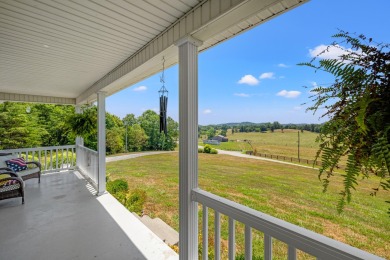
(159, 57, 168, 134)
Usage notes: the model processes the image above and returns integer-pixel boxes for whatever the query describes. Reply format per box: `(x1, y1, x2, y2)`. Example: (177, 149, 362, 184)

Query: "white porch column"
(97, 91, 106, 195)
(176, 36, 202, 259)
(75, 105, 83, 167)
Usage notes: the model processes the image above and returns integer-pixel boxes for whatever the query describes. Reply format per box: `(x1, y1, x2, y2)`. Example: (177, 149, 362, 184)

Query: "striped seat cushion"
(6, 157, 27, 172)
(0, 179, 21, 192)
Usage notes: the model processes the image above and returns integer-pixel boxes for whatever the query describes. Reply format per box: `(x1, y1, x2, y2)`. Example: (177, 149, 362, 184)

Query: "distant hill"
(199, 121, 324, 134)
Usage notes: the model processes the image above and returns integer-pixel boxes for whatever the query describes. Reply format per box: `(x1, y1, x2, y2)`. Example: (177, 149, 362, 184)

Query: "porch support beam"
(75, 105, 83, 168)
(97, 92, 106, 195)
(177, 35, 202, 259)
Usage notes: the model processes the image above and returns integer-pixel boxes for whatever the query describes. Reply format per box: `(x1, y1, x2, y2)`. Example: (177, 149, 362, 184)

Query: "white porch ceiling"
(0, 0, 308, 105)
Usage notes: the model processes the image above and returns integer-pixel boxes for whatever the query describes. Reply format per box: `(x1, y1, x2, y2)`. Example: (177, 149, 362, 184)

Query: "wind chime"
(159, 57, 168, 134)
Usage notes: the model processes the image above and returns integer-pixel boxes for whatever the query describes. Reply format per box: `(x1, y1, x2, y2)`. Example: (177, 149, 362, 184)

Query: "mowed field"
(106, 152, 389, 259)
(203, 129, 320, 160)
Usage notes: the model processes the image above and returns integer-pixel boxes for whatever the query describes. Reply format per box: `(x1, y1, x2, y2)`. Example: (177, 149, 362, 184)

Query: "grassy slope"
(107, 153, 389, 259)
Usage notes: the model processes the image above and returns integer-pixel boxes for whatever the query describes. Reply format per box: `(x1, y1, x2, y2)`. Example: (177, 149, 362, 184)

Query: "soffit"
(0, 0, 201, 100)
(0, 0, 309, 104)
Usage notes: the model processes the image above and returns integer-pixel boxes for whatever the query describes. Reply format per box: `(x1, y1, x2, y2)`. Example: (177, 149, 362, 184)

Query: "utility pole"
(298, 130, 300, 162)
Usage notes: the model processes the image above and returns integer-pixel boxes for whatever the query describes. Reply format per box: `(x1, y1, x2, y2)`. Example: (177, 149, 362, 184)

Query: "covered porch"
(0, 170, 177, 259)
(0, 0, 384, 259)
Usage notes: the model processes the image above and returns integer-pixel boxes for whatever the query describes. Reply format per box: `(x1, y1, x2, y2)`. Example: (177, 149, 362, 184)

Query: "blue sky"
(106, 0, 390, 125)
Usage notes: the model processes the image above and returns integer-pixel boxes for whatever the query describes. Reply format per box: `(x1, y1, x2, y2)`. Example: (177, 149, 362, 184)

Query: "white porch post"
(75, 105, 83, 167)
(97, 91, 106, 195)
(176, 36, 202, 259)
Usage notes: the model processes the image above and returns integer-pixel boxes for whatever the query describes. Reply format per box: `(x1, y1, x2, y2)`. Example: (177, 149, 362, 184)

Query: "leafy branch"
(299, 30, 390, 215)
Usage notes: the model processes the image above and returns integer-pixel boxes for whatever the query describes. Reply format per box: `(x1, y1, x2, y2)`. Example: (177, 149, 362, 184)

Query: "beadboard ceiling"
(0, 0, 308, 104)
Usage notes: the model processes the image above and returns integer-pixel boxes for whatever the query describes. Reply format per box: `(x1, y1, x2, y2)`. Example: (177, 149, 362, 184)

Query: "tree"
(138, 110, 160, 150)
(137, 110, 177, 151)
(34, 104, 74, 146)
(106, 127, 124, 154)
(106, 113, 123, 129)
(206, 127, 216, 139)
(127, 124, 148, 151)
(122, 113, 137, 127)
(0, 102, 47, 149)
(273, 121, 281, 130)
(300, 31, 390, 214)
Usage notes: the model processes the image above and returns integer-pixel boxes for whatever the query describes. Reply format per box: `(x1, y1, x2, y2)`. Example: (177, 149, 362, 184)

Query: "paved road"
(107, 149, 316, 170)
(106, 151, 175, 162)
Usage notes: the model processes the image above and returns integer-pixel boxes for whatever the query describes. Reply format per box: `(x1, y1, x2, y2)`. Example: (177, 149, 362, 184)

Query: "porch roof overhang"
(0, 0, 308, 105)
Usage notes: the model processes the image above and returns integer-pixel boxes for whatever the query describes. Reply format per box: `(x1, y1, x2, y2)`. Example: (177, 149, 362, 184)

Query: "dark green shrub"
(203, 144, 212, 153)
(210, 148, 218, 154)
(198, 148, 204, 153)
(106, 179, 128, 194)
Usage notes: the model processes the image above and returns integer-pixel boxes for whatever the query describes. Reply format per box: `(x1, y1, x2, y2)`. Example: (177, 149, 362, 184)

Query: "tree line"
(199, 121, 323, 139)
(0, 102, 178, 154)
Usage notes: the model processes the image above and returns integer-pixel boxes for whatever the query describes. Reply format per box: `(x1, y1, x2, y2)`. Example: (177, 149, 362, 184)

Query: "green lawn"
(202, 129, 320, 160)
(106, 152, 389, 259)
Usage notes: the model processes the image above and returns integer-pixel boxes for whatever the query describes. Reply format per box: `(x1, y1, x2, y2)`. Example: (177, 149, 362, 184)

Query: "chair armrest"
(0, 167, 14, 172)
(0, 171, 19, 178)
(26, 161, 42, 169)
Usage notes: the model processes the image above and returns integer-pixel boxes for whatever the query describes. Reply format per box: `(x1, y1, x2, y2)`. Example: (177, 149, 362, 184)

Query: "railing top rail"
(0, 145, 76, 153)
(192, 188, 383, 260)
(76, 144, 98, 155)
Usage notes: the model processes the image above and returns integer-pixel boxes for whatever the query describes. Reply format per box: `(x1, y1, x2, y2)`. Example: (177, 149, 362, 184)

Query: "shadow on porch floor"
(0, 171, 178, 260)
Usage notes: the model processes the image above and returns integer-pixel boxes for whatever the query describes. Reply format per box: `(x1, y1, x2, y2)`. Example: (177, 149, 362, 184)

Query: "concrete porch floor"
(0, 171, 178, 260)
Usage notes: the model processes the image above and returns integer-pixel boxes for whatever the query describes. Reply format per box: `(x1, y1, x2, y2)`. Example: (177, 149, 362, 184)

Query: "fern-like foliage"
(300, 30, 390, 216)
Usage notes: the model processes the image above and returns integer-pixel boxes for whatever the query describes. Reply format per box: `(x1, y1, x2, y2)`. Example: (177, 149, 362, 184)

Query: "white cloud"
(133, 85, 147, 91)
(277, 90, 301, 98)
(278, 63, 288, 68)
(293, 106, 302, 111)
(234, 93, 250, 97)
(238, 74, 259, 85)
(259, 72, 275, 79)
(309, 44, 352, 59)
(279, 76, 285, 79)
(203, 109, 212, 114)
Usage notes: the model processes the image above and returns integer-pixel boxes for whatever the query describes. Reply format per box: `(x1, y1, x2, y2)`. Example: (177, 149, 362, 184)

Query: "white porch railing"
(0, 145, 76, 173)
(192, 188, 383, 260)
(76, 144, 98, 188)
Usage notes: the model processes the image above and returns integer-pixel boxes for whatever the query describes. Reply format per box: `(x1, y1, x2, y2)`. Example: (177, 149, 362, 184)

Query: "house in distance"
(212, 135, 228, 142)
